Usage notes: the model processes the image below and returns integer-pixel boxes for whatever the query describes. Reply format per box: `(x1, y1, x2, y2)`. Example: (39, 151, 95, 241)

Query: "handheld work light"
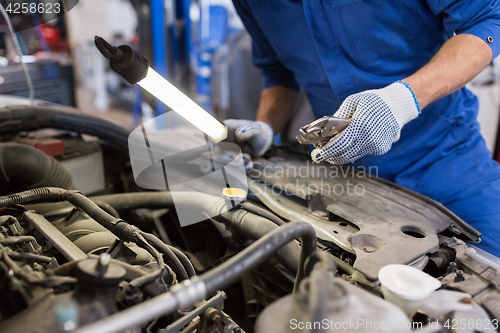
(94, 36, 228, 143)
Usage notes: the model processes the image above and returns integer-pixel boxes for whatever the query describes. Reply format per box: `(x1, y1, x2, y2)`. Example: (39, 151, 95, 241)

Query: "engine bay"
(0, 104, 499, 333)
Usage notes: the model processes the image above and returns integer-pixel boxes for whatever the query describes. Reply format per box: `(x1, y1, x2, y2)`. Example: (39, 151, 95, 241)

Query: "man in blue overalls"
(224, 0, 500, 256)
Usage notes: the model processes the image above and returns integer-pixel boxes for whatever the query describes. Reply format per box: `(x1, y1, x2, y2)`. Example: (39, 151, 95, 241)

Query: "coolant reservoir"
(378, 264, 441, 317)
(255, 275, 411, 333)
(378, 264, 474, 318)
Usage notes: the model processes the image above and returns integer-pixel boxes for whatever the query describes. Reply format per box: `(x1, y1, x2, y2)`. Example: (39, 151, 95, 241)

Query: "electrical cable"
(88, 193, 199, 277)
(0, 187, 190, 285)
(166, 245, 196, 278)
(1, 247, 77, 287)
(67, 192, 189, 281)
(0, 235, 36, 246)
(140, 232, 193, 279)
(0, 3, 34, 104)
(91, 199, 121, 219)
(6, 251, 55, 264)
(28, 0, 50, 53)
(94, 36, 124, 61)
(128, 233, 167, 290)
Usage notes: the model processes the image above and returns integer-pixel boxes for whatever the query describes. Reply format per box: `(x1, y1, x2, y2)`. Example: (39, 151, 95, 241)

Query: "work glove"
(311, 81, 420, 164)
(223, 119, 274, 156)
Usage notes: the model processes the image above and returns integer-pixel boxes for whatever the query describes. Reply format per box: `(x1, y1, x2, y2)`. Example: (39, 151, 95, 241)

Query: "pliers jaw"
(296, 116, 351, 149)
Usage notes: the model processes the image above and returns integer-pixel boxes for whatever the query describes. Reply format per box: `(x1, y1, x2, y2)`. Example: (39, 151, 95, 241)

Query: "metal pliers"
(296, 116, 351, 149)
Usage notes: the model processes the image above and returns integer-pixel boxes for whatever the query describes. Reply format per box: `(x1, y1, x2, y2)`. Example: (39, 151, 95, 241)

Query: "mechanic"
(224, 0, 500, 256)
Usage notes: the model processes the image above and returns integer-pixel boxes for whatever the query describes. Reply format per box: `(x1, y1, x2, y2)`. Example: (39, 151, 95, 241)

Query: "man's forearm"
(402, 34, 492, 110)
(255, 86, 299, 133)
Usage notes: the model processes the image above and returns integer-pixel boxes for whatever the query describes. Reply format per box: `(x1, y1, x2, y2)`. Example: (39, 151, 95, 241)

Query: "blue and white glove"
(223, 119, 274, 156)
(311, 81, 420, 164)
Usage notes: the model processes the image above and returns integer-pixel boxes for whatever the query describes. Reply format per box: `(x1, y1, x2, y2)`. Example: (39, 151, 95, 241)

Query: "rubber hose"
(201, 221, 317, 294)
(90, 192, 175, 210)
(0, 105, 131, 154)
(303, 251, 337, 278)
(92, 200, 120, 218)
(0, 143, 74, 191)
(241, 201, 285, 226)
(218, 209, 300, 274)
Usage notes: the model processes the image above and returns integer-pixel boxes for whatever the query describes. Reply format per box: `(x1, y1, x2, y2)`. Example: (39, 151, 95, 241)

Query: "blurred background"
(0, 0, 499, 160)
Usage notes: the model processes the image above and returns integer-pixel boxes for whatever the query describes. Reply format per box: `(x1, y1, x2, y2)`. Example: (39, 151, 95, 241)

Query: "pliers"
(296, 116, 351, 149)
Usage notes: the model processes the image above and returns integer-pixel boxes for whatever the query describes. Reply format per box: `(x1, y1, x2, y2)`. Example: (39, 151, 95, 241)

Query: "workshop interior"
(0, 1, 499, 333)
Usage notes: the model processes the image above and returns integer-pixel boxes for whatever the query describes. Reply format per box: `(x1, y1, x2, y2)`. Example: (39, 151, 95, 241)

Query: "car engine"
(0, 104, 499, 333)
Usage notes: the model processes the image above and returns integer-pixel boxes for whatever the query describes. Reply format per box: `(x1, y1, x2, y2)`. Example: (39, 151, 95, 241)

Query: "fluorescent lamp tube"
(138, 68, 227, 143)
(94, 36, 227, 143)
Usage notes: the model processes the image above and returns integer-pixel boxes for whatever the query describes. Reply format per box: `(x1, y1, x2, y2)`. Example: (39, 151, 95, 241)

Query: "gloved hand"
(223, 119, 274, 156)
(311, 81, 420, 164)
